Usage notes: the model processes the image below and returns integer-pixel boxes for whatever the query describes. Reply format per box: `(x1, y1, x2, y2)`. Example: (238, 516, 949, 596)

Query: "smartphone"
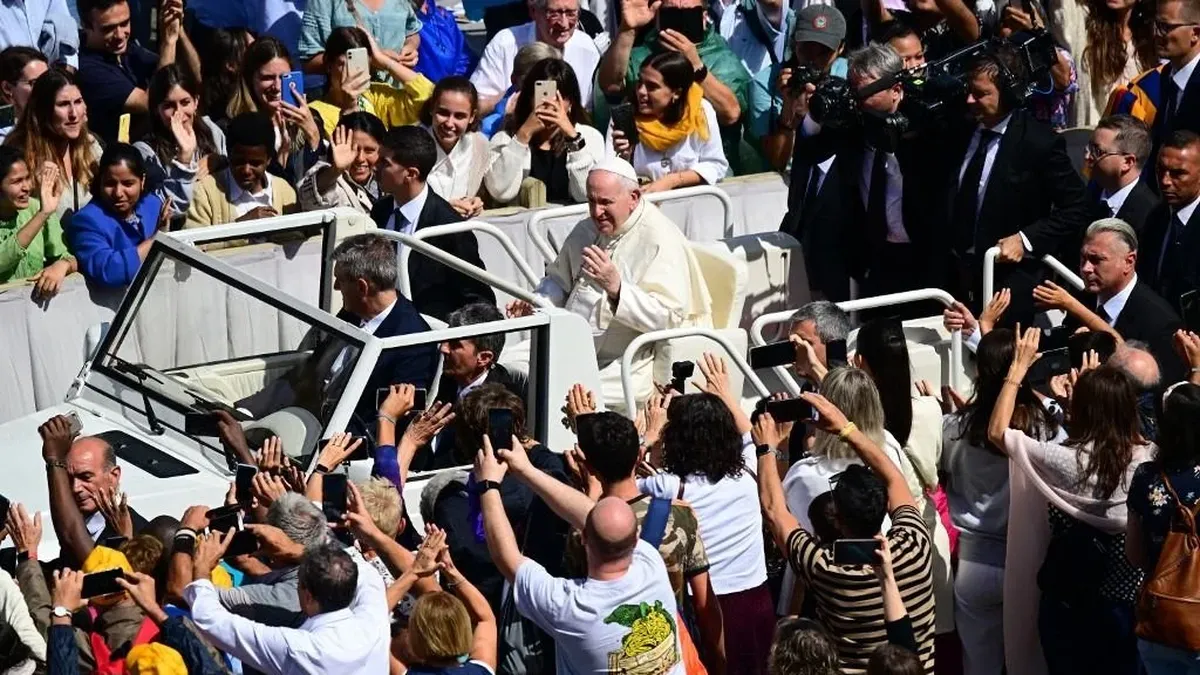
(100, 535, 127, 550)
(750, 341, 796, 369)
(204, 503, 242, 534)
(670, 361, 695, 394)
(117, 113, 131, 144)
(1039, 328, 1072, 353)
(345, 47, 369, 81)
(825, 339, 848, 366)
(184, 411, 221, 437)
(609, 102, 640, 147)
(1181, 289, 1200, 332)
(280, 71, 304, 107)
(488, 408, 514, 453)
(1027, 347, 1072, 386)
(81, 568, 125, 598)
(832, 538, 882, 566)
(66, 411, 82, 436)
(322, 473, 348, 522)
(657, 6, 706, 43)
(533, 79, 557, 105)
(224, 529, 260, 558)
(235, 464, 258, 504)
(765, 397, 817, 423)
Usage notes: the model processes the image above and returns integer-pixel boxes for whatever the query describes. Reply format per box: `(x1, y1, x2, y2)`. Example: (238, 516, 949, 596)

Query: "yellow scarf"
(634, 84, 709, 153)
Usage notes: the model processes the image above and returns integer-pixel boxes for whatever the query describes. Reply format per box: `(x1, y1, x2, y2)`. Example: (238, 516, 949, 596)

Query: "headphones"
(981, 39, 1029, 110)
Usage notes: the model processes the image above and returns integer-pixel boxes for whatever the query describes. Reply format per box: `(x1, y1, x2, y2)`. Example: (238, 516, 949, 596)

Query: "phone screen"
(488, 408, 514, 453)
(184, 412, 221, 438)
(658, 6, 706, 43)
(750, 341, 796, 369)
(765, 397, 816, 423)
(224, 529, 260, 558)
(235, 464, 258, 504)
(81, 568, 125, 598)
(1027, 347, 1072, 386)
(322, 473, 348, 522)
(826, 339, 848, 365)
(1039, 328, 1072, 353)
(1182, 290, 1200, 332)
(205, 504, 242, 533)
(609, 102, 640, 146)
(832, 538, 881, 565)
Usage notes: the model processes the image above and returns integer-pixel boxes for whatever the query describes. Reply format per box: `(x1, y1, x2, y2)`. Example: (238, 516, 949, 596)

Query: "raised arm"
(1032, 282, 1122, 343)
(599, 0, 659, 94)
(344, 481, 440, 596)
(39, 417, 93, 566)
(986, 325, 1040, 450)
(475, 441, 524, 581)
(752, 412, 800, 550)
(499, 438, 593, 531)
(434, 525, 498, 670)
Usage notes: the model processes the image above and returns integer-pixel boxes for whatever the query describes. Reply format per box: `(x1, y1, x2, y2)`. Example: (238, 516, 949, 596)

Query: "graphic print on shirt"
(603, 600, 679, 674)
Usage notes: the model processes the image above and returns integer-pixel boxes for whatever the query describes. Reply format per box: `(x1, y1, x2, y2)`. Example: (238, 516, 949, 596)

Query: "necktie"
(1162, 76, 1180, 132)
(1160, 212, 1187, 279)
(953, 129, 998, 254)
(803, 165, 822, 211)
(1096, 305, 1111, 325)
(867, 149, 889, 245)
(393, 210, 409, 233)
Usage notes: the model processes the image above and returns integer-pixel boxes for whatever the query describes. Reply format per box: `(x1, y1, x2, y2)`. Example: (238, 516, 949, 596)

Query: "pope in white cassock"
(509, 158, 713, 411)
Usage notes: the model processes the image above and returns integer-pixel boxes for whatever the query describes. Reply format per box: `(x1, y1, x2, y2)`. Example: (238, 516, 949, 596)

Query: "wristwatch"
(472, 480, 502, 495)
(564, 132, 586, 153)
(693, 65, 709, 83)
(51, 606, 72, 619)
(45, 459, 67, 470)
(756, 444, 780, 458)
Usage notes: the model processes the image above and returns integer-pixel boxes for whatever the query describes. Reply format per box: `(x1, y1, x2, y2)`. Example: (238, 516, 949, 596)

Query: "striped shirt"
(786, 505, 936, 674)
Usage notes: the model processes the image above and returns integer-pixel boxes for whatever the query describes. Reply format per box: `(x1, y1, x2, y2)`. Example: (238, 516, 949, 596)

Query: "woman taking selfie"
(420, 77, 492, 218)
(308, 27, 434, 137)
(134, 65, 226, 223)
(4, 67, 103, 227)
(987, 328, 1152, 675)
(484, 58, 603, 206)
(609, 52, 728, 193)
(226, 36, 325, 186)
(0, 47, 48, 142)
(69, 144, 168, 288)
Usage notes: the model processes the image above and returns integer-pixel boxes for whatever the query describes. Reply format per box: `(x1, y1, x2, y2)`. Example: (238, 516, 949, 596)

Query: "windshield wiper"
(111, 360, 167, 436)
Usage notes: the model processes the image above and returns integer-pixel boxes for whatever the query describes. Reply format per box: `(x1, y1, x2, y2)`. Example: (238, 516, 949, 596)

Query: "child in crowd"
(186, 112, 297, 228)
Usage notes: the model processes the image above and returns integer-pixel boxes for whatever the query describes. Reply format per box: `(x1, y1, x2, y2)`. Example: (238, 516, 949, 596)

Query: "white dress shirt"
(230, 179, 274, 218)
(861, 146, 910, 244)
(184, 554, 390, 675)
(958, 113, 1012, 218)
(1160, 195, 1200, 276)
(388, 184, 429, 235)
(808, 154, 837, 196)
(86, 511, 106, 541)
(1172, 51, 1200, 111)
(426, 130, 492, 202)
(1101, 180, 1139, 217)
(470, 21, 604, 105)
(1097, 273, 1137, 325)
(458, 369, 490, 399)
(331, 298, 398, 377)
(607, 98, 730, 184)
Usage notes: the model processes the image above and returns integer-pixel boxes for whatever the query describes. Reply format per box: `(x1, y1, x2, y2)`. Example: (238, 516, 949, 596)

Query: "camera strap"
(737, 3, 782, 66)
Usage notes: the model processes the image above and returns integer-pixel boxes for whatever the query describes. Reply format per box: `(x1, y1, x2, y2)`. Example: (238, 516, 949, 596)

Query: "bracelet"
(377, 413, 397, 425)
(1003, 377, 1022, 386)
(315, 464, 333, 475)
(838, 422, 858, 439)
(176, 528, 197, 539)
(1192, 367, 1200, 373)
(45, 459, 67, 470)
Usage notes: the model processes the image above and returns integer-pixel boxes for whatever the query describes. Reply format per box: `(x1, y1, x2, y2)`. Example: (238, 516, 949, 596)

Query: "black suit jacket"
(781, 134, 856, 301)
(1115, 180, 1161, 236)
(1071, 280, 1185, 382)
(370, 190, 497, 322)
(409, 365, 528, 473)
(1152, 64, 1200, 159)
(1137, 201, 1200, 316)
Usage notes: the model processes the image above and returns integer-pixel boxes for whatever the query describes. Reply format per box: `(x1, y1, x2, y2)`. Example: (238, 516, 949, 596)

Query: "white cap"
(590, 157, 638, 183)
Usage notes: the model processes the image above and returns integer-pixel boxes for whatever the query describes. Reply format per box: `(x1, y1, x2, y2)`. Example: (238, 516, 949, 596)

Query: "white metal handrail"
(749, 288, 966, 394)
(375, 231, 553, 309)
(982, 246, 1086, 301)
(397, 220, 543, 300)
(619, 328, 769, 419)
(525, 185, 736, 264)
(168, 210, 338, 244)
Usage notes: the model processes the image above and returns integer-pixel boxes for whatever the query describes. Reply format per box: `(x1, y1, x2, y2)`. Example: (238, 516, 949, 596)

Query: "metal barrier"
(982, 246, 1086, 301)
(619, 328, 770, 418)
(168, 210, 339, 245)
(749, 289, 966, 395)
(525, 185, 736, 264)
(397, 220, 544, 300)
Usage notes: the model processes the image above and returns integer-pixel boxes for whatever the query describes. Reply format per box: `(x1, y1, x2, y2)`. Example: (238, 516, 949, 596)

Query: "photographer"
(866, 0, 981, 61)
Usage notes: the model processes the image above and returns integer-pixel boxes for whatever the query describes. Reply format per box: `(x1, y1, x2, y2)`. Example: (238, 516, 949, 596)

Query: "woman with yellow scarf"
(608, 52, 730, 193)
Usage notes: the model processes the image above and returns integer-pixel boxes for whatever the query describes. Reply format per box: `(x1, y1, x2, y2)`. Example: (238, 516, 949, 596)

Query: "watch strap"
(45, 459, 68, 470)
(693, 65, 709, 83)
(52, 605, 72, 618)
(473, 480, 502, 495)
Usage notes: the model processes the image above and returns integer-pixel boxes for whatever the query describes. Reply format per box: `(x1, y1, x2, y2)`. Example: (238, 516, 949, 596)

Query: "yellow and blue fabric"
(1105, 63, 1168, 129)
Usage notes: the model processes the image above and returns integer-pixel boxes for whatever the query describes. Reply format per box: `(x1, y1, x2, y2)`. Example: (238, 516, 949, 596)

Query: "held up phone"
(117, 113, 131, 144)
(66, 411, 82, 436)
(533, 79, 557, 105)
(488, 408, 514, 453)
(825, 339, 848, 366)
(224, 529, 260, 559)
(609, 102, 640, 147)
(322, 473, 348, 522)
(832, 538, 882, 566)
(81, 568, 125, 598)
(184, 411, 221, 438)
(765, 397, 817, 423)
(345, 47, 369, 81)
(750, 341, 796, 369)
(235, 463, 258, 504)
(670, 361, 695, 394)
(1027, 347, 1072, 387)
(1039, 328, 1072, 353)
(1181, 289, 1200, 332)
(280, 71, 304, 107)
(657, 6, 706, 43)
(101, 535, 128, 550)
(205, 503, 242, 534)
(0, 494, 9, 528)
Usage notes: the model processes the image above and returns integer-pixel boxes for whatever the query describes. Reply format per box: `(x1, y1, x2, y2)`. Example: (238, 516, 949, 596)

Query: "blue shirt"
(69, 193, 163, 288)
(0, 0, 78, 68)
(480, 87, 514, 138)
(77, 42, 158, 145)
(413, 0, 474, 84)
(298, 0, 422, 62)
(188, 0, 306, 52)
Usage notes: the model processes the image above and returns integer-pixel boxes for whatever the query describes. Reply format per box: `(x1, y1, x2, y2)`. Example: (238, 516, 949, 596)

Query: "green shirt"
(0, 199, 67, 284)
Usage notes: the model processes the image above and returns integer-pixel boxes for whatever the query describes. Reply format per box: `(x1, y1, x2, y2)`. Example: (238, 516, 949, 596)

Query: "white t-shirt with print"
(514, 539, 685, 675)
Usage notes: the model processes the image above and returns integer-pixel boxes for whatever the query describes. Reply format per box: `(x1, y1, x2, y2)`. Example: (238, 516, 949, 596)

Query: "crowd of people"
(2, 0, 1200, 673)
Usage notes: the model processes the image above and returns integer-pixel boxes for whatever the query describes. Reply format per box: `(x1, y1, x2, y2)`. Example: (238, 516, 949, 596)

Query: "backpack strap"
(641, 497, 673, 549)
(1159, 471, 1200, 533)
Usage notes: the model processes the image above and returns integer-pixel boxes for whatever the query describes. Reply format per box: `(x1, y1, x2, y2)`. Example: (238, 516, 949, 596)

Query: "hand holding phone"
(345, 47, 369, 82)
(280, 71, 304, 107)
(235, 464, 258, 504)
(832, 538, 882, 566)
(488, 408, 514, 453)
(750, 341, 796, 369)
(322, 473, 348, 522)
(81, 568, 126, 598)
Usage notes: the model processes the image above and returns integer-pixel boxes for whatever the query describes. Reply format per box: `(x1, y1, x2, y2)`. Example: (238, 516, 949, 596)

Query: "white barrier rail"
(982, 246, 1086, 301)
(169, 210, 339, 244)
(525, 185, 736, 264)
(619, 328, 770, 418)
(749, 289, 966, 394)
(397, 220, 544, 300)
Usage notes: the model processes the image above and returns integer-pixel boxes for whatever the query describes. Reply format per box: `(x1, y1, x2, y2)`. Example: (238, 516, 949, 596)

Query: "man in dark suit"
(410, 302, 527, 472)
(1085, 115, 1159, 234)
(1139, 130, 1200, 316)
(1147, 0, 1200, 157)
(370, 126, 496, 322)
(943, 42, 1090, 318)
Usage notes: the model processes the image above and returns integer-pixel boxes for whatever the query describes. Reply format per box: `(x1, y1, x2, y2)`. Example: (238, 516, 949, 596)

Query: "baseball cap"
(793, 5, 847, 50)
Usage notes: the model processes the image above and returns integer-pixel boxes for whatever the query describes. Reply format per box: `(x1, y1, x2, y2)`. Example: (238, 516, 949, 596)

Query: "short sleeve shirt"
(298, 0, 422, 62)
(787, 505, 936, 674)
(77, 43, 158, 145)
(1128, 460, 1200, 569)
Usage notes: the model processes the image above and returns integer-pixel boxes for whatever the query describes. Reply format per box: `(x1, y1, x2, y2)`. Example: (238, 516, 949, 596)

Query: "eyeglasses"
(1085, 144, 1125, 161)
(1154, 19, 1198, 35)
(543, 8, 579, 19)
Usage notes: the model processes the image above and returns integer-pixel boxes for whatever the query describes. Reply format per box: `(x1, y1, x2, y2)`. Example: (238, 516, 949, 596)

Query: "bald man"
(39, 415, 146, 565)
(475, 437, 685, 675)
(1110, 343, 1163, 440)
(508, 159, 713, 412)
